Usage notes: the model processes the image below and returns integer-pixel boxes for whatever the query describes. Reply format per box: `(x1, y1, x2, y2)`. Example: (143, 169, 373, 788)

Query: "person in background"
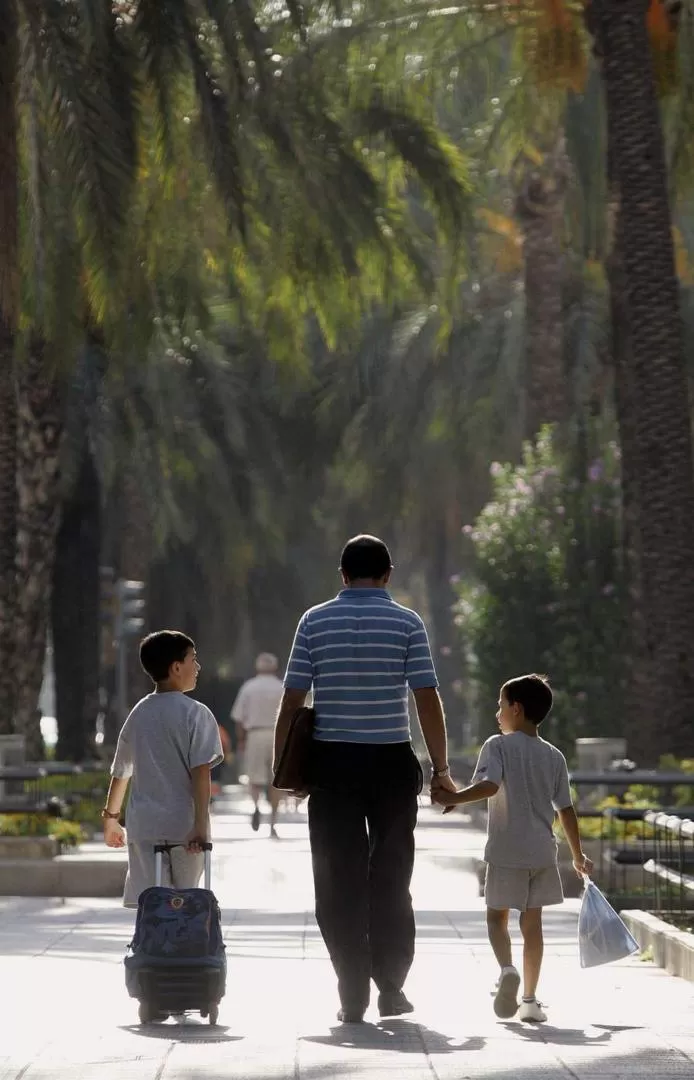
(211, 721, 231, 798)
(231, 652, 284, 838)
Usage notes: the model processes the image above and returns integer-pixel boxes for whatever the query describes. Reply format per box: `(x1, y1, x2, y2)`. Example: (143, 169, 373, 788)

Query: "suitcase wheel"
(138, 1001, 167, 1024)
(208, 1004, 219, 1026)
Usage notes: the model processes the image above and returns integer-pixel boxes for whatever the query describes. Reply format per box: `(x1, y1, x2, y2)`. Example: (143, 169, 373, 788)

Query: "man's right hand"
(103, 819, 126, 848)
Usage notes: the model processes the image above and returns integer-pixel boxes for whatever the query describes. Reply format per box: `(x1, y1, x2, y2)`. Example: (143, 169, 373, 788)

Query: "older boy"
(433, 674, 593, 1023)
(102, 630, 224, 907)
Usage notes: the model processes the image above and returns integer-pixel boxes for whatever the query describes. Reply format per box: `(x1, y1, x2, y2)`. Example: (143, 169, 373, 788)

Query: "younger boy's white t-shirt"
(110, 691, 224, 841)
(472, 730, 572, 869)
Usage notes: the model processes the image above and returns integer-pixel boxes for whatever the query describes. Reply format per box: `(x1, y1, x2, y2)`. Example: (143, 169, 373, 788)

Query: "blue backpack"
(130, 885, 224, 958)
(125, 884, 226, 999)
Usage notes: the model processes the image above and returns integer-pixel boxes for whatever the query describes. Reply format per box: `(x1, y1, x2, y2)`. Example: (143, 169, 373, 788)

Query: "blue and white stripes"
(284, 588, 438, 744)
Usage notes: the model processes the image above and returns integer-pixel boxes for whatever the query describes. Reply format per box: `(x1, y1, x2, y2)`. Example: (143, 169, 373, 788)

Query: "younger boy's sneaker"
(493, 966, 520, 1018)
(519, 997, 547, 1023)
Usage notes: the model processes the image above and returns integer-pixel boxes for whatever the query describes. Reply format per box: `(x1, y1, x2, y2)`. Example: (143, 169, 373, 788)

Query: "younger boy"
(432, 674, 593, 1023)
(102, 630, 224, 908)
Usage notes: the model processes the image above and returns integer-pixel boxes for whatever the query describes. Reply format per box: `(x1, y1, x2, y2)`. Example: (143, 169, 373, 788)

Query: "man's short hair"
(256, 652, 278, 673)
(502, 673, 553, 725)
(140, 630, 195, 682)
(340, 534, 393, 582)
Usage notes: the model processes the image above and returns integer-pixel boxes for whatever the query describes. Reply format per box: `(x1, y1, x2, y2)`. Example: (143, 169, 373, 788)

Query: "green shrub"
(0, 814, 50, 837)
(455, 427, 626, 755)
(0, 814, 85, 848)
(48, 820, 86, 848)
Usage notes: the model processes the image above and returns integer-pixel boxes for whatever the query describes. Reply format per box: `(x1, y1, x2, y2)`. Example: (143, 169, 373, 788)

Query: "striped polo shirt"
(283, 587, 438, 744)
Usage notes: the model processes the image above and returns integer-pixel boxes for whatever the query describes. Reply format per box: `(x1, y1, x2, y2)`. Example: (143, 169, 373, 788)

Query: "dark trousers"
(307, 741, 423, 1009)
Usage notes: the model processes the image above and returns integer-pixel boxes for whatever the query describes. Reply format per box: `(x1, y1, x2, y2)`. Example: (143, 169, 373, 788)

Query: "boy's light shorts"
(485, 864, 563, 911)
(124, 842, 204, 908)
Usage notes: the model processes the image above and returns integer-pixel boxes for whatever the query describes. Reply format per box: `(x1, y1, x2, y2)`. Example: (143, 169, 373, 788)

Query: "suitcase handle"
(153, 842, 213, 853)
(154, 842, 213, 890)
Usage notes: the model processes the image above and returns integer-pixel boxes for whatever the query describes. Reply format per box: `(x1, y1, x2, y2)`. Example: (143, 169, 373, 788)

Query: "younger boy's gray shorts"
(124, 841, 204, 908)
(485, 864, 563, 911)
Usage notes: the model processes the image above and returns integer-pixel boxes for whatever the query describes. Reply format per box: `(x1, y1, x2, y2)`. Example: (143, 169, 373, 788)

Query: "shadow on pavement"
(302, 1018, 483, 1054)
(118, 1022, 242, 1044)
(500, 1021, 644, 1045)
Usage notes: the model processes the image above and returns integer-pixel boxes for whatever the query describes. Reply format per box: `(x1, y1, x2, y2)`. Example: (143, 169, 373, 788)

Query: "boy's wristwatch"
(101, 808, 120, 820)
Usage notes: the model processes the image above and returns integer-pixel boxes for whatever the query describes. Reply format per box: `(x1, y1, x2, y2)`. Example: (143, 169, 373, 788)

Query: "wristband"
(101, 808, 120, 820)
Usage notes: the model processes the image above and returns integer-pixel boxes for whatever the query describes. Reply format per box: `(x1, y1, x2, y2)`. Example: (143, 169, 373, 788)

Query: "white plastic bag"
(578, 878, 640, 969)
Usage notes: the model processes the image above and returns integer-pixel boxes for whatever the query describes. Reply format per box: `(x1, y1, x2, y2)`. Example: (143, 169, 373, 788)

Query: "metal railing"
(642, 810, 694, 924)
(0, 762, 108, 818)
(572, 805, 694, 909)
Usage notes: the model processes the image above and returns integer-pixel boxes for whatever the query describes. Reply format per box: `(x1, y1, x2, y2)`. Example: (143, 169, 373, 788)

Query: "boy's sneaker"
(251, 807, 261, 832)
(493, 966, 520, 1018)
(519, 997, 547, 1023)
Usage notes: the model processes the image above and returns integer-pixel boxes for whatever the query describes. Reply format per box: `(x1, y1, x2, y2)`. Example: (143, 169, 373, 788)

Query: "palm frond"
(26, 0, 139, 303)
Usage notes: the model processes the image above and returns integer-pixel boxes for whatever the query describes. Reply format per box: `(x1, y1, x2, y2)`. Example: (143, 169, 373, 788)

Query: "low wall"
(0, 852, 127, 897)
(622, 909, 694, 983)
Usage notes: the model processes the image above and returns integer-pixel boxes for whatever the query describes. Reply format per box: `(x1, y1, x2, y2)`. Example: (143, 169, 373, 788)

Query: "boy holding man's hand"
(433, 674, 593, 1023)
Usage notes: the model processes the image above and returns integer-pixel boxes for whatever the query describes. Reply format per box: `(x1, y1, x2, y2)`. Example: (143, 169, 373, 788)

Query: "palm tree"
(1, 0, 471, 756)
(585, 0, 694, 761)
(0, 1, 20, 736)
(514, 138, 572, 437)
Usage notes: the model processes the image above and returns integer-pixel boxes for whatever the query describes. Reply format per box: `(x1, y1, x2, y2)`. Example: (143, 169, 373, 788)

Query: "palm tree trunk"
(0, 2, 20, 736)
(515, 140, 571, 438)
(53, 449, 101, 762)
(12, 340, 64, 758)
(591, 0, 694, 761)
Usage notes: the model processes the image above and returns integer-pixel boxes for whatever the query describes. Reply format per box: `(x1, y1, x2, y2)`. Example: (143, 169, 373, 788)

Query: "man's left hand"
(430, 771, 457, 795)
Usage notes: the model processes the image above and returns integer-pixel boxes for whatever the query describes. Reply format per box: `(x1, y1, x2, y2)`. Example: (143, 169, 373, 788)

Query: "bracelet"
(432, 765, 450, 778)
(101, 808, 120, 820)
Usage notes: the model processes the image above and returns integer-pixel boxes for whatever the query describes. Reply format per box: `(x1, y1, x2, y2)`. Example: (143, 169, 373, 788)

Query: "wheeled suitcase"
(124, 842, 226, 1025)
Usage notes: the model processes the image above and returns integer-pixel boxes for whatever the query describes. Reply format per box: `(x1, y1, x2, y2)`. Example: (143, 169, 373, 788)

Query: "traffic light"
(115, 579, 146, 638)
(115, 579, 146, 724)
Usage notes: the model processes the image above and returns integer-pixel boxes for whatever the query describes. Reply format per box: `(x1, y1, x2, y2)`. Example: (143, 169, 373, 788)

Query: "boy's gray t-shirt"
(110, 692, 224, 841)
(472, 731, 572, 869)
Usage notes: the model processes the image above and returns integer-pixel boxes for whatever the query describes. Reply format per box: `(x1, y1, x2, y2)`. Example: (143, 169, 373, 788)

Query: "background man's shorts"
(124, 842, 204, 908)
(244, 727, 275, 786)
(485, 864, 564, 911)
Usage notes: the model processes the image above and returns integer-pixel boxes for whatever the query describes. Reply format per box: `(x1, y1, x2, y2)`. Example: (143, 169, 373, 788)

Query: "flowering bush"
(455, 429, 626, 755)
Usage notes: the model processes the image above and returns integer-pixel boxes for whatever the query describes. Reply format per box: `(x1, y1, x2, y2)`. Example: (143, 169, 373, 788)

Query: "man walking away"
(274, 534, 456, 1023)
(231, 653, 284, 838)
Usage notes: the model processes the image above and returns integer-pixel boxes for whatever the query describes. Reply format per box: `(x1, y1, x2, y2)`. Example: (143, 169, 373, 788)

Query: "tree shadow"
(302, 1017, 484, 1054)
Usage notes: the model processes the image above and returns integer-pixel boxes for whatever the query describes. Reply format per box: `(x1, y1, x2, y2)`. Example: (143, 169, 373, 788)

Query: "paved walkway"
(1, 792, 693, 1080)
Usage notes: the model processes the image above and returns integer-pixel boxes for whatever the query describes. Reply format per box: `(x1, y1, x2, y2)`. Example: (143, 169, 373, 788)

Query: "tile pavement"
(0, 793, 692, 1080)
